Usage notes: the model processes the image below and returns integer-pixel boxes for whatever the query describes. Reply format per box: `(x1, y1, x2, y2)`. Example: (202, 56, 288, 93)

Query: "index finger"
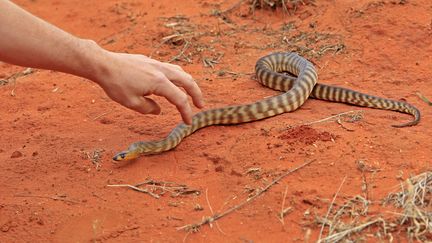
(153, 76, 194, 125)
(164, 64, 204, 108)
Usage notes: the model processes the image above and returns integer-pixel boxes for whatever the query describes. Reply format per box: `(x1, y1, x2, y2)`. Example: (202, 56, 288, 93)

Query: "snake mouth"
(112, 151, 137, 161)
(112, 152, 126, 161)
(112, 149, 158, 161)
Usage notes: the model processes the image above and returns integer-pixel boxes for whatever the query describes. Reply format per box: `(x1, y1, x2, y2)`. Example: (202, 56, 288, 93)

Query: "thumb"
(131, 97, 161, 115)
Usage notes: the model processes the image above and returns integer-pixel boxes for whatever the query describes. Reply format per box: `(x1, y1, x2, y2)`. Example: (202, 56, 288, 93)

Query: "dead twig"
(15, 193, 79, 204)
(0, 68, 35, 96)
(416, 92, 432, 106)
(319, 218, 386, 242)
(91, 110, 114, 121)
(302, 110, 364, 127)
(169, 41, 192, 63)
(136, 179, 201, 197)
(177, 160, 315, 232)
(203, 53, 224, 68)
(336, 118, 355, 132)
(204, 188, 226, 235)
(278, 185, 292, 225)
(107, 184, 160, 199)
(108, 179, 201, 199)
(150, 33, 187, 58)
(356, 160, 376, 200)
(318, 175, 347, 241)
(0, 68, 34, 86)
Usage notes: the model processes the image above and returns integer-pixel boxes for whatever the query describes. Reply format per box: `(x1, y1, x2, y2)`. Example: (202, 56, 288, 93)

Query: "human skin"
(0, 0, 204, 124)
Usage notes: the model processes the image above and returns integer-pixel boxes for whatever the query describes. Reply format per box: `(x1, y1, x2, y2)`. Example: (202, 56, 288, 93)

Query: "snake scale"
(113, 52, 420, 161)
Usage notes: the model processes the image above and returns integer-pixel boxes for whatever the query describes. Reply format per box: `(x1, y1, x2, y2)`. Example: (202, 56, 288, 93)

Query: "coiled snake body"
(113, 52, 420, 161)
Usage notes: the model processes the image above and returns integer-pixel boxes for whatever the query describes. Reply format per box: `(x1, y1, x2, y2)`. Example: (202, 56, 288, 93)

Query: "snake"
(112, 52, 420, 161)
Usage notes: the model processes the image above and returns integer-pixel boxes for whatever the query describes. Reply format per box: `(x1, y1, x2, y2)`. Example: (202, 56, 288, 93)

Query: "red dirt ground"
(1, 0, 431, 242)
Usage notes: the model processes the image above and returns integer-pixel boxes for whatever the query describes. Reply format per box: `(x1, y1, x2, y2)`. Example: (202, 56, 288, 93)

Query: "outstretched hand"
(95, 52, 204, 124)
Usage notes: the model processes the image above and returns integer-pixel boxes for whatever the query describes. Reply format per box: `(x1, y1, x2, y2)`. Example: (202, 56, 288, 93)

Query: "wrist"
(73, 38, 111, 84)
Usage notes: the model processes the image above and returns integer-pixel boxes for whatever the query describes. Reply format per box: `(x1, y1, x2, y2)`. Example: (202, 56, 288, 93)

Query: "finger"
(164, 65, 204, 108)
(153, 76, 193, 124)
(129, 97, 161, 115)
(182, 78, 204, 108)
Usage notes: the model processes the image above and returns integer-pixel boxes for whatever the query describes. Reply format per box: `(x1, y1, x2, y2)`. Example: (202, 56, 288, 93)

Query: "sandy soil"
(1, 0, 431, 242)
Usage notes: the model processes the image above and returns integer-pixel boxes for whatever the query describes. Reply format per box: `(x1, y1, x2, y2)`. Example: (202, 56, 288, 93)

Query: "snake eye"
(112, 152, 127, 161)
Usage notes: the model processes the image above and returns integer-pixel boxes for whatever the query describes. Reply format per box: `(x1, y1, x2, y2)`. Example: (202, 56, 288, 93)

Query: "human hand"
(94, 51, 204, 124)
(0, 1, 203, 124)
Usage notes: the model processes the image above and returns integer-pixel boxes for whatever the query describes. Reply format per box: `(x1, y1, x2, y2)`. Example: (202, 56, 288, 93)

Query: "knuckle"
(185, 73, 193, 81)
(189, 82, 201, 96)
(153, 73, 167, 83)
(177, 93, 188, 106)
(123, 97, 143, 110)
(169, 64, 183, 71)
(182, 75, 195, 88)
(125, 100, 138, 109)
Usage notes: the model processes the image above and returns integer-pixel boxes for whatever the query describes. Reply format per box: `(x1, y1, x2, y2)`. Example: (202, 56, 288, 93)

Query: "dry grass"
(150, 2, 344, 69)
(385, 171, 432, 241)
(249, 0, 316, 15)
(316, 171, 432, 242)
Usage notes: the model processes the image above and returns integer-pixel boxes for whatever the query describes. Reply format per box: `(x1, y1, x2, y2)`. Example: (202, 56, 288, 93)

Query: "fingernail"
(198, 100, 205, 108)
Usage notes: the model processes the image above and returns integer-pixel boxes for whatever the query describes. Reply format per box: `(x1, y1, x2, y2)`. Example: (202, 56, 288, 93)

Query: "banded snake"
(113, 52, 420, 161)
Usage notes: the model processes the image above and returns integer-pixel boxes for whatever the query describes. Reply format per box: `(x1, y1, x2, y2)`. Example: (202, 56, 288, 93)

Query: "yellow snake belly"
(112, 52, 420, 161)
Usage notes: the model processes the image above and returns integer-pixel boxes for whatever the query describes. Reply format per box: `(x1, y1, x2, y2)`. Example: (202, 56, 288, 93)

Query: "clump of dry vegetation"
(316, 171, 432, 242)
(142, 0, 345, 68)
(385, 172, 432, 241)
(152, 14, 344, 68)
(249, 0, 316, 14)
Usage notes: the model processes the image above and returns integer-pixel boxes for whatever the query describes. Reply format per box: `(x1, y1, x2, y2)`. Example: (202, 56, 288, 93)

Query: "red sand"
(1, 0, 431, 242)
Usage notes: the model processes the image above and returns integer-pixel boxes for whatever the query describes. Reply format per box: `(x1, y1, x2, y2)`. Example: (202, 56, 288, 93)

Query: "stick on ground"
(278, 185, 291, 225)
(416, 92, 432, 106)
(107, 184, 160, 198)
(318, 175, 347, 241)
(15, 193, 79, 204)
(303, 110, 364, 127)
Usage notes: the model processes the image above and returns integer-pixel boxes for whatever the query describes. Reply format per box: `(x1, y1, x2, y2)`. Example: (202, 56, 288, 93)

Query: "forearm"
(0, 0, 104, 81)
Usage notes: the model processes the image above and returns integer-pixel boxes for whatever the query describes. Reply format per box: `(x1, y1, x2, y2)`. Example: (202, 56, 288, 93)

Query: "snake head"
(112, 142, 153, 161)
(112, 150, 140, 161)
